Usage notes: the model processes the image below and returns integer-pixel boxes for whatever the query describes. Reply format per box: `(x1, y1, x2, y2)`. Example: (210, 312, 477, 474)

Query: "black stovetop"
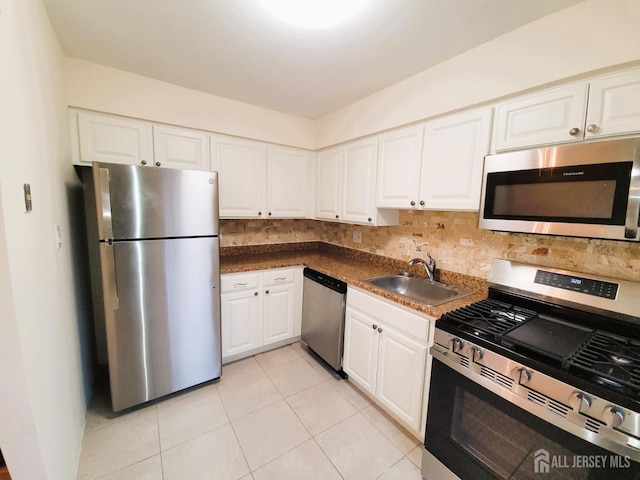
(437, 289, 640, 410)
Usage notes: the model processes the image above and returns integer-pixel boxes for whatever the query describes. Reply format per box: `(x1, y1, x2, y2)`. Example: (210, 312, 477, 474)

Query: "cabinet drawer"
(221, 272, 260, 293)
(347, 287, 431, 344)
(263, 268, 296, 286)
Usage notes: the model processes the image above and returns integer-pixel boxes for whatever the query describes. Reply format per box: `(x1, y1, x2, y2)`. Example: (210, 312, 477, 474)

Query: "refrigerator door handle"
(100, 243, 120, 311)
(95, 167, 114, 241)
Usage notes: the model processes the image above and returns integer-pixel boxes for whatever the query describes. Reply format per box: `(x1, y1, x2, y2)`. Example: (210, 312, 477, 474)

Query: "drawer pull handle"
(234, 282, 247, 287)
(275, 277, 286, 281)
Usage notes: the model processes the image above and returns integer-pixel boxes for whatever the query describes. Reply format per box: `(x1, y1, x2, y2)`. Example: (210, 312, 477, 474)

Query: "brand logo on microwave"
(563, 171, 585, 176)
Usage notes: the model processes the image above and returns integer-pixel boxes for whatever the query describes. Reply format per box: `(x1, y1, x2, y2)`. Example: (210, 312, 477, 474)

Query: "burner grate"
(567, 332, 640, 394)
(439, 298, 536, 341)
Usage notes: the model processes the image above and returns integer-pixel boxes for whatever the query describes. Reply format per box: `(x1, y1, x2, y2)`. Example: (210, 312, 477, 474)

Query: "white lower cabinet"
(344, 287, 433, 435)
(220, 267, 302, 363)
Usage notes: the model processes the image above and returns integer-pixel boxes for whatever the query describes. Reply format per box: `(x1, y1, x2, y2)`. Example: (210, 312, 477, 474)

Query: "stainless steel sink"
(365, 274, 473, 307)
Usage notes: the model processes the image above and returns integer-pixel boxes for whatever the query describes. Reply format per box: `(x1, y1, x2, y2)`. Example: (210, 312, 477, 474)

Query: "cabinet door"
(421, 108, 493, 211)
(341, 138, 378, 224)
(494, 84, 588, 151)
(262, 283, 295, 346)
(316, 147, 342, 220)
(343, 308, 379, 395)
(153, 125, 210, 170)
(266, 146, 311, 218)
(376, 125, 424, 209)
(375, 324, 427, 431)
(211, 135, 266, 218)
(221, 289, 262, 359)
(585, 69, 640, 139)
(77, 112, 153, 166)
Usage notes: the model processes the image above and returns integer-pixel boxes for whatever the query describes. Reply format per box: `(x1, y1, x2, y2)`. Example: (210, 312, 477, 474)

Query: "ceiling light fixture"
(255, 0, 371, 29)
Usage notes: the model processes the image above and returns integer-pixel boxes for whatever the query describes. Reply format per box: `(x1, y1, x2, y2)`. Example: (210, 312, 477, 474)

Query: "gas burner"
(439, 299, 536, 341)
(568, 332, 640, 394)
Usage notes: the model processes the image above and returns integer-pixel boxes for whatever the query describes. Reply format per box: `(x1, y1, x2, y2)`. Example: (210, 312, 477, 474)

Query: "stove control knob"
(449, 338, 464, 354)
(569, 392, 592, 412)
(512, 367, 532, 385)
(467, 346, 483, 363)
(602, 406, 625, 429)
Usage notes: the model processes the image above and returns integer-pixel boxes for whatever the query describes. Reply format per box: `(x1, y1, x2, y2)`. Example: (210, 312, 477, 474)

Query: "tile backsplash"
(220, 210, 640, 281)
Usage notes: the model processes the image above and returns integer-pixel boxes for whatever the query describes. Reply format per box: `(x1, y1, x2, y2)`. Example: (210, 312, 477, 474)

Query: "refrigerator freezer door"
(101, 237, 221, 411)
(94, 162, 219, 241)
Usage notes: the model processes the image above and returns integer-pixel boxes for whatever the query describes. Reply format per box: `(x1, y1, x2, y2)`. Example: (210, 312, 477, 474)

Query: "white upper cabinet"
(315, 147, 343, 221)
(585, 69, 640, 139)
(152, 124, 210, 171)
(494, 68, 640, 151)
(76, 111, 154, 166)
(376, 125, 424, 209)
(421, 107, 493, 211)
(316, 139, 398, 225)
(494, 84, 588, 151)
(211, 135, 267, 218)
(266, 145, 313, 218)
(341, 138, 378, 224)
(211, 134, 312, 219)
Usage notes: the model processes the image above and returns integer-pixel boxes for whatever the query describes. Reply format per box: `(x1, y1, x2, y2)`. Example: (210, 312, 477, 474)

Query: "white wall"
(0, 0, 90, 478)
(315, 0, 640, 148)
(65, 58, 317, 150)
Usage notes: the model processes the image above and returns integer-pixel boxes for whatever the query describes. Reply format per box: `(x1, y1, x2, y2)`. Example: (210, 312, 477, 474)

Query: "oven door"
(423, 358, 640, 480)
(479, 138, 640, 241)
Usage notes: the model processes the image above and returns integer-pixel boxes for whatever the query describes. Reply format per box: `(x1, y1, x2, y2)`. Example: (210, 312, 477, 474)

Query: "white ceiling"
(42, 0, 582, 119)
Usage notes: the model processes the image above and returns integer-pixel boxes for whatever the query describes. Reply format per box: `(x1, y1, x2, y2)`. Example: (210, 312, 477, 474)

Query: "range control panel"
(535, 270, 619, 300)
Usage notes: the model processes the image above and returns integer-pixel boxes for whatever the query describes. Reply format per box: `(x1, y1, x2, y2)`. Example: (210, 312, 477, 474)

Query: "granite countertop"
(220, 242, 487, 318)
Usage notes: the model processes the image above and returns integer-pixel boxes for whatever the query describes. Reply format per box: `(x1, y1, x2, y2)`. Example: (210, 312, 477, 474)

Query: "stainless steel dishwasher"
(301, 267, 348, 377)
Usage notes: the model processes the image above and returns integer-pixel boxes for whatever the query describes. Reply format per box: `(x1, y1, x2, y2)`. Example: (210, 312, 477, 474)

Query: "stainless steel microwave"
(479, 138, 640, 241)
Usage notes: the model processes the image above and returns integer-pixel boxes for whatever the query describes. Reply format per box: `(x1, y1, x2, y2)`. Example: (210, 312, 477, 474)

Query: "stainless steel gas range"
(422, 259, 640, 480)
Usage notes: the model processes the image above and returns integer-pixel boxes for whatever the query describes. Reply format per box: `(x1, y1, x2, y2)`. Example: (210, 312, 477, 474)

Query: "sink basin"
(365, 274, 473, 307)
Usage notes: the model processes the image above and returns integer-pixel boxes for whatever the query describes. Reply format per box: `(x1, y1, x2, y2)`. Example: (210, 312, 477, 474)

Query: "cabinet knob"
(258, 211, 262, 216)
(265, 290, 270, 294)
(155, 161, 161, 167)
(254, 291, 258, 296)
(377, 327, 383, 333)
(586, 124, 599, 133)
(569, 127, 580, 136)
(419, 200, 425, 206)
(372, 324, 378, 330)
(335, 215, 339, 219)
(410, 201, 416, 206)
(268, 212, 272, 216)
(368, 217, 372, 222)
(141, 160, 147, 165)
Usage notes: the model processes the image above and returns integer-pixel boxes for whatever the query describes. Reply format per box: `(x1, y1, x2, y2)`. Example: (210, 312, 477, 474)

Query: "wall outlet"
(353, 230, 362, 243)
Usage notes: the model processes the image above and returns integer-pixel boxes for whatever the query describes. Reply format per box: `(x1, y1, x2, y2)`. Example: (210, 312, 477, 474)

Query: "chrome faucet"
(408, 254, 436, 281)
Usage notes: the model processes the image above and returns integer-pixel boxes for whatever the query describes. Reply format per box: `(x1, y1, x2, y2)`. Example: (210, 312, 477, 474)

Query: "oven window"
(425, 359, 640, 480)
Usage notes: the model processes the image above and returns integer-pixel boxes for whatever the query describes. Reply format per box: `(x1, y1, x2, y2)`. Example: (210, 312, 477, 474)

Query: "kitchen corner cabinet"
(421, 107, 493, 210)
(344, 287, 432, 434)
(211, 135, 312, 219)
(375, 125, 424, 209)
(316, 138, 398, 225)
(220, 268, 302, 363)
(494, 68, 640, 151)
(73, 110, 210, 170)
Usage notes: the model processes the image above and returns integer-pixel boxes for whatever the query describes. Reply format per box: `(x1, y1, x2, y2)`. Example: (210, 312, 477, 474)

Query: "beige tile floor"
(76, 342, 424, 480)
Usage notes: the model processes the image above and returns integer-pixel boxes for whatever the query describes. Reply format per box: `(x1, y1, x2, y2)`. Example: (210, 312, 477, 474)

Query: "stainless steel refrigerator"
(83, 162, 221, 411)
